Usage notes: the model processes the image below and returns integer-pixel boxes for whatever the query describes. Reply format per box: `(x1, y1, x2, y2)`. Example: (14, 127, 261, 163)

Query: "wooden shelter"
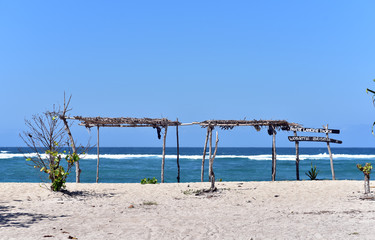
(71, 116, 181, 183)
(197, 120, 301, 182)
(70, 116, 342, 184)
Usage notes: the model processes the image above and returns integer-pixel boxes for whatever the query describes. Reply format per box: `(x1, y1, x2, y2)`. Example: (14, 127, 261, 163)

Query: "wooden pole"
(208, 126, 213, 182)
(365, 174, 370, 194)
(96, 126, 100, 183)
(201, 127, 209, 182)
(210, 131, 219, 191)
(294, 131, 300, 180)
(324, 124, 335, 180)
(60, 94, 81, 183)
(161, 126, 168, 183)
(271, 126, 277, 181)
(176, 120, 180, 183)
(60, 121, 80, 182)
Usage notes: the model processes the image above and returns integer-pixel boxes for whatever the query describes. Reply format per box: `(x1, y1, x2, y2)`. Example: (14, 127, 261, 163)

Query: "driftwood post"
(324, 124, 335, 180)
(364, 173, 370, 194)
(96, 126, 100, 183)
(176, 120, 180, 183)
(294, 131, 300, 180)
(201, 127, 209, 182)
(271, 126, 277, 181)
(209, 131, 219, 191)
(60, 95, 81, 183)
(161, 126, 168, 183)
(208, 126, 213, 181)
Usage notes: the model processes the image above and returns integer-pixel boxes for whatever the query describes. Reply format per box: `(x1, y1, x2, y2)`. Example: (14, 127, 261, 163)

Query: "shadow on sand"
(60, 189, 116, 199)
(0, 205, 68, 228)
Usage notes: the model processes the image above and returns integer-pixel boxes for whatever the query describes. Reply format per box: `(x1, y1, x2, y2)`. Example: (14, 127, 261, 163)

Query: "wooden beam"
(79, 123, 162, 128)
(288, 136, 342, 144)
(289, 127, 340, 134)
(180, 122, 201, 126)
(324, 124, 336, 180)
(294, 131, 300, 180)
(176, 119, 180, 183)
(96, 126, 100, 183)
(161, 126, 168, 183)
(199, 123, 295, 127)
(201, 127, 209, 182)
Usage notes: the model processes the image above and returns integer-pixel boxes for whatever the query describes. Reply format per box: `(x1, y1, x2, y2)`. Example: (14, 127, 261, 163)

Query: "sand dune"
(0, 181, 374, 239)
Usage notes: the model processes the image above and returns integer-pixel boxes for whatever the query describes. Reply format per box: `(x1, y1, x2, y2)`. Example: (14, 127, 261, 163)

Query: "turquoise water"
(1, 147, 375, 183)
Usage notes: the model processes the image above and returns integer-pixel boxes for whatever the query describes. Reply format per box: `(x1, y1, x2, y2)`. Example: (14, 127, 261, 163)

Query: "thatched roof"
(199, 119, 301, 130)
(70, 116, 300, 133)
(72, 116, 180, 128)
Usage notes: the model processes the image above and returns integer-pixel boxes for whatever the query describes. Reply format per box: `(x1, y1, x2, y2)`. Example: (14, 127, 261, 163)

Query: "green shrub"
(305, 162, 319, 180)
(357, 163, 372, 194)
(26, 143, 80, 192)
(357, 163, 372, 175)
(141, 177, 158, 184)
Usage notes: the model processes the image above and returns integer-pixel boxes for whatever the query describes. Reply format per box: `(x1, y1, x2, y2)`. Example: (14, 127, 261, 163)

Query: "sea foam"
(2, 152, 375, 161)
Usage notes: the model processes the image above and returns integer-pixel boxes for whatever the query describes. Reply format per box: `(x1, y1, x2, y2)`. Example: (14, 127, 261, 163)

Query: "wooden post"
(161, 126, 168, 183)
(176, 121, 180, 183)
(208, 126, 213, 181)
(201, 127, 209, 182)
(96, 126, 100, 183)
(294, 131, 300, 180)
(324, 124, 335, 180)
(60, 94, 81, 183)
(271, 126, 277, 181)
(60, 116, 81, 183)
(210, 131, 219, 191)
(365, 174, 370, 194)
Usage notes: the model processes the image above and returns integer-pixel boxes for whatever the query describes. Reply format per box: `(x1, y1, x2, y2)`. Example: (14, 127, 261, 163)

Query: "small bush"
(357, 162, 372, 194)
(141, 177, 158, 184)
(357, 163, 372, 175)
(305, 162, 319, 180)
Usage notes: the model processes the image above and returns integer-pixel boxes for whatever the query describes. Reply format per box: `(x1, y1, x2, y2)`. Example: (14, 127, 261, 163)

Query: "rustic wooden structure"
(71, 116, 181, 183)
(198, 120, 301, 182)
(288, 125, 342, 180)
(69, 115, 341, 183)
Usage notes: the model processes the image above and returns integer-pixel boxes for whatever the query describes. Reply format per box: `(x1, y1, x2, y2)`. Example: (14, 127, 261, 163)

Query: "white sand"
(0, 181, 374, 239)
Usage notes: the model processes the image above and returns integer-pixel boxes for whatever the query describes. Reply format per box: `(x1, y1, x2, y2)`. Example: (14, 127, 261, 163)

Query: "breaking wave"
(3, 152, 375, 161)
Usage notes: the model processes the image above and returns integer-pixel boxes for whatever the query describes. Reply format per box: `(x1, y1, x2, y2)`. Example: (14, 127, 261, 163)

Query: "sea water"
(1, 147, 375, 183)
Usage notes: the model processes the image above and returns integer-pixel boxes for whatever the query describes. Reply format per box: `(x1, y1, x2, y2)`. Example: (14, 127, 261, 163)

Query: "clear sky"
(1, 1, 375, 147)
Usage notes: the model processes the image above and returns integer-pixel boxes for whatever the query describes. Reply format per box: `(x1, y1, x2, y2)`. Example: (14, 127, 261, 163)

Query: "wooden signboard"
(289, 127, 340, 134)
(288, 136, 342, 144)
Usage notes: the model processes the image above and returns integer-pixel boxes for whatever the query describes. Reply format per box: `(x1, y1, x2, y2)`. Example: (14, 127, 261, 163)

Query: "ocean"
(1, 147, 375, 183)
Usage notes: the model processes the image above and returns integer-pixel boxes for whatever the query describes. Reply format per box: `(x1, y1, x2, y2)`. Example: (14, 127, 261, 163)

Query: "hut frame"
(70, 117, 343, 183)
(196, 120, 301, 182)
(71, 116, 181, 183)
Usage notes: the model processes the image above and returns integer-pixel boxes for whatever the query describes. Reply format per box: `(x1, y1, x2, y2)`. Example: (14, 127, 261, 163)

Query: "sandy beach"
(0, 181, 374, 240)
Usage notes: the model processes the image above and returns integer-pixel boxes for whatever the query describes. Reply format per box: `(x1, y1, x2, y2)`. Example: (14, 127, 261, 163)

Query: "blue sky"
(1, 1, 375, 147)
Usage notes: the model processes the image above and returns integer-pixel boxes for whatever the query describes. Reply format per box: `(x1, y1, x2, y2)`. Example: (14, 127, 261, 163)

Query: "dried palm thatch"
(199, 119, 301, 131)
(71, 116, 181, 128)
